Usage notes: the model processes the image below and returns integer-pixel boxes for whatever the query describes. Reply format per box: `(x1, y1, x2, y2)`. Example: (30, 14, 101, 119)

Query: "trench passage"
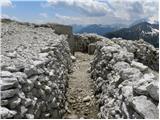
(63, 52, 98, 119)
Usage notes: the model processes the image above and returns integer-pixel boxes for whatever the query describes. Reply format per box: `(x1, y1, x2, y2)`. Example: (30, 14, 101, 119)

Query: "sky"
(0, 0, 159, 25)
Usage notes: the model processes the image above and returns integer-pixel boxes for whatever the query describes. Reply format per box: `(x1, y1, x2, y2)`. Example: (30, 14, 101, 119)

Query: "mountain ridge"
(104, 22, 159, 47)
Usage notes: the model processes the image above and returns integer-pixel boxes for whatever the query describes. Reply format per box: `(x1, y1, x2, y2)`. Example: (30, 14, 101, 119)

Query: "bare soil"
(63, 52, 98, 119)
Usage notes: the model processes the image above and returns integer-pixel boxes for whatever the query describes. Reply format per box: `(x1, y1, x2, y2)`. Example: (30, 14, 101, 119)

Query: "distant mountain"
(130, 18, 159, 26)
(72, 24, 86, 33)
(105, 22, 159, 47)
(72, 24, 127, 35)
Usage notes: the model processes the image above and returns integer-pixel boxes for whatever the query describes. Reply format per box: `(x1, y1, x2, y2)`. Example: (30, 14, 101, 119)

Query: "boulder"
(113, 61, 130, 73)
(71, 56, 76, 62)
(24, 98, 32, 107)
(133, 78, 150, 95)
(121, 86, 133, 99)
(6, 51, 17, 58)
(130, 95, 159, 119)
(20, 106, 28, 117)
(43, 85, 51, 93)
(33, 60, 45, 67)
(8, 97, 21, 109)
(146, 81, 159, 101)
(121, 68, 142, 81)
(24, 66, 38, 78)
(133, 84, 148, 95)
(131, 61, 148, 72)
(1, 100, 9, 106)
(1, 71, 13, 78)
(13, 72, 27, 84)
(114, 50, 134, 62)
(1, 89, 18, 100)
(1, 77, 18, 90)
(0, 107, 17, 118)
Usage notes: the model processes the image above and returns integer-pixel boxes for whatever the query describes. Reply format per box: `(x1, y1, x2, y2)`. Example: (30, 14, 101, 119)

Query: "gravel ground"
(63, 52, 99, 119)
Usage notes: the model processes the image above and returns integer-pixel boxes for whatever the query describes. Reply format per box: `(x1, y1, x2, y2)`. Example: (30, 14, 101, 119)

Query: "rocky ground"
(63, 52, 98, 119)
(0, 19, 159, 119)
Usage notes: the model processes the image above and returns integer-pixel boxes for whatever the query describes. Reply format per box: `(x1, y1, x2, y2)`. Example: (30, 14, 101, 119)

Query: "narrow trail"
(63, 52, 98, 119)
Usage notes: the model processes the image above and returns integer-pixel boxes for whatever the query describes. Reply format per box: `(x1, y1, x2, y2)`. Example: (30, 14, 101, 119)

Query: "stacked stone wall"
(1, 20, 72, 119)
(90, 40, 159, 119)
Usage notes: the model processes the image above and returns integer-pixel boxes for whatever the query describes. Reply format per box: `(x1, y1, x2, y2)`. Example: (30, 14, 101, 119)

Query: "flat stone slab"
(1, 89, 18, 100)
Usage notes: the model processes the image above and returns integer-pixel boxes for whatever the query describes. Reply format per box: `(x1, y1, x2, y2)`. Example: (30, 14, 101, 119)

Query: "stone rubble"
(90, 39, 159, 119)
(1, 20, 72, 119)
(83, 95, 91, 102)
(71, 56, 76, 62)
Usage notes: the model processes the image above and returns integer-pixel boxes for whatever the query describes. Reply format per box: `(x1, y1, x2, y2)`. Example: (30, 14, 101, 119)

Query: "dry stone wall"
(0, 20, 72, 119)
(74, 33, 104, 54)
(90, 39, 159, 119)
(112, 38, 159, 71)
(34, 23, 75, 55)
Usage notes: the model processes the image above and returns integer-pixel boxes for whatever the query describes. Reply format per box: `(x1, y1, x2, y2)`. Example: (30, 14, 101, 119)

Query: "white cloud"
(39, 13, 48, 18)
(46, 0, 158, 24)
(47, 0, 112, 16)
(109, 0, 159, 21)
(0, 0, 12, 7)
(1, 0, 156, 25)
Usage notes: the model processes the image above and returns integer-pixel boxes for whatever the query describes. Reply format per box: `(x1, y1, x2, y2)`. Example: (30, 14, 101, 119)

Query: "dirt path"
(63, 52, 98, 119)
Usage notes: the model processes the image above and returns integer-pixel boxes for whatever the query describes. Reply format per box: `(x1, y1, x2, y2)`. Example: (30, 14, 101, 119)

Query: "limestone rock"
(20, 106, 28, 117)
(40, 47, 50, 53)
(26, 114, 34, 119)
(24, 98, 32, 107)
(131, 95, 159, 119)
(24, 66, 38, 78)
(3, 66, 19, 72)
(83, 96, 91, 102)
(133, 84, 148, 95)
(1, 71, 13, 78)
(121, 68, 142, 81)
(121, 86, 133, 100)
(71, 56, 76, 62)
(1, 89, 18, 100)
(8, 97, 21, 109)
(1, 77, 18, 90)
(146, 81, 159, 101)
(38, 53, 49, 58)
(0, 107, 17, 118)
(1, 100, 9, 106)
(6, 51, 17, 58)
(113, 61, 130, 73)
(131, 61, 148, 72)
